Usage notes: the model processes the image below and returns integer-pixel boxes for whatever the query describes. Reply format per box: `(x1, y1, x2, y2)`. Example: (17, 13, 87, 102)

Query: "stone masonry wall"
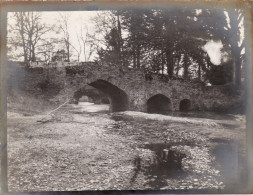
(8, 61, 244, 113)
(46, 62, 243, 112)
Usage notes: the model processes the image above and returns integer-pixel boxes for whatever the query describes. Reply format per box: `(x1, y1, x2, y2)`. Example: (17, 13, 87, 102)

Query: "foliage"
(93, 7, 244, 85)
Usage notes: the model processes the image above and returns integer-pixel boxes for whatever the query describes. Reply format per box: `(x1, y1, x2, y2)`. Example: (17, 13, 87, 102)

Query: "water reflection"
(212, 138, 246, 190)
(132, 143, 188, 188)
(67, 102, 245, 190)
(70, 101, 239, 123)
(108, 112, 245, 190)
(69, 102, 110, 113)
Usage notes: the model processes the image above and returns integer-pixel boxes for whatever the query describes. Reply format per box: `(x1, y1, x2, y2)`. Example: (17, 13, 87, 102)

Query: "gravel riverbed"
(7, 103, 247, 192)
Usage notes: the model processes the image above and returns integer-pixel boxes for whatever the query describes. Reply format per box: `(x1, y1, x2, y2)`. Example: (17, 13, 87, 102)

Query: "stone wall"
(7, 61, 244, 113)
(45, 62, 243, 113)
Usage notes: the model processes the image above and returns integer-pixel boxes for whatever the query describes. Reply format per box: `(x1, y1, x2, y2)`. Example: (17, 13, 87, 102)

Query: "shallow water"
(66, 102, 246, 190)
(69, 102, 110, 113)
(75, 102, 241, 121)
(140, 143, 188, 188)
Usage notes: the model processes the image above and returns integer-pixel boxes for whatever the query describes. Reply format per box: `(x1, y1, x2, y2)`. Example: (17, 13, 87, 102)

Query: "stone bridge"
(43, 61, 240, 113)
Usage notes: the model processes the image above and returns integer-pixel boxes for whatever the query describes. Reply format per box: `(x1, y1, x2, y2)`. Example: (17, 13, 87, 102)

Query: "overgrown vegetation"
(7, 91, 57, 115)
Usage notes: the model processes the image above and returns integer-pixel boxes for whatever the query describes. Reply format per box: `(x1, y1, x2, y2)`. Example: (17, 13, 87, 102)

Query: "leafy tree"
(198, 8, 245, 86)
(93, 7, 243, 85)
(118, 8, 153, 68)
(94, 12, 128, 66)
(208, 60, 234, 85)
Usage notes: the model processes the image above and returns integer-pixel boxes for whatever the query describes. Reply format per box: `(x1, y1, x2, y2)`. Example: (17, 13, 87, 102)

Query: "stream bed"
(7, 102, 247, 192)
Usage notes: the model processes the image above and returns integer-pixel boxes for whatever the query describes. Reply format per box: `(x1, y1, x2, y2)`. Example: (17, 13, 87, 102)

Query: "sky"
(7, 11, 100, 61)
(7, 11, 225, 65)
(203, 41, 224, 65)
(44, 11, 100, 61)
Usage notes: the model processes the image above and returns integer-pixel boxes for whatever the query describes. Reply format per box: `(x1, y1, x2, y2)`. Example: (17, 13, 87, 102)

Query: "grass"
(7, 90, 57, 115)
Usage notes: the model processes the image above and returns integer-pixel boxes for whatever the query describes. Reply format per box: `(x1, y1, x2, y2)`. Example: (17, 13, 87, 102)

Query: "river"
(7, 102, 247, 192)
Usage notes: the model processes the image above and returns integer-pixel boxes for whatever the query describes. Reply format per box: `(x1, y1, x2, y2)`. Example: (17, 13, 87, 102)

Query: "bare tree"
(71, 34, 82, 62)
(7, 12, 53, 65)
(57, 13, 72, 62)
(36, 39, 56, 63)
(79, 26, 95, 61)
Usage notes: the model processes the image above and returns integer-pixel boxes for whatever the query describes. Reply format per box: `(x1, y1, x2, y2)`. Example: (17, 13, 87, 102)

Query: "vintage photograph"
(1, 1, 252, 193)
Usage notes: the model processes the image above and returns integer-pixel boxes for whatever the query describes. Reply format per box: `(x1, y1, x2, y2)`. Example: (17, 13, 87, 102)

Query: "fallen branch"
(37, 99, 70, 123)
(46, 99, 70, 115)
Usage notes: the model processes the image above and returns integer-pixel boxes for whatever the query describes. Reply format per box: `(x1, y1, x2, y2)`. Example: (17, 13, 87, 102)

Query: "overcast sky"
(7, 11, 225, 65)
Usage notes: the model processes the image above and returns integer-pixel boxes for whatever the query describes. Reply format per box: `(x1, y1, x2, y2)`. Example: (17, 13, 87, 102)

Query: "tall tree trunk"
(198, 63, 201, 80)
(117, 15, 123, 66)
(31, 44, 36, 62)
(136, 44, 140, 68)
(66, 41, 70, 62)
(234, 53, 241, 86)
(19, 13, 28, 64)
(230, 44, 242, 86)
(161, 50, 165, 75)
(132, 45, 136, 68)
(228, 9, 244, 86)
(183, 55, 189, 79)
(165, 50, 174, 77)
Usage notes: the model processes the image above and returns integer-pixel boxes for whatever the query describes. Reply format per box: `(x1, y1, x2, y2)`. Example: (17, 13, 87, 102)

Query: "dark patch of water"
(211, 138, 234, 144)
(220, 123, 240, 129)
(132, 143, 188, 189)
(131, 156, 141, 184)
(212, 139, 246, 191)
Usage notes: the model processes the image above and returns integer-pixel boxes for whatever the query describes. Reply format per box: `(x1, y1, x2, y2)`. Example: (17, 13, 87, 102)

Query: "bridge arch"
(78, 95, 94, 103)
(147, 94, 172, 113)
(72, 87, 107, 104)
(179, 99, 191, 111)
(88, 79, 128, 112)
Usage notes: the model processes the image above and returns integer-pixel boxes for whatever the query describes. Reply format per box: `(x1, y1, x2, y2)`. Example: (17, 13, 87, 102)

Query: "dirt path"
(7, 105, 247, 192)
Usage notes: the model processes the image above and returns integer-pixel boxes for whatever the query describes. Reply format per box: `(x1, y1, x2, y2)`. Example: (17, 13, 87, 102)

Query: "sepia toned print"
(1, 1, 252, 193)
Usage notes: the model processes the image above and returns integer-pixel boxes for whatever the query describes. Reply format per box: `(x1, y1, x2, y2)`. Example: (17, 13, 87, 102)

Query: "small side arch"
(179, 99, 191, 111)
(147, 94, 172, 113)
